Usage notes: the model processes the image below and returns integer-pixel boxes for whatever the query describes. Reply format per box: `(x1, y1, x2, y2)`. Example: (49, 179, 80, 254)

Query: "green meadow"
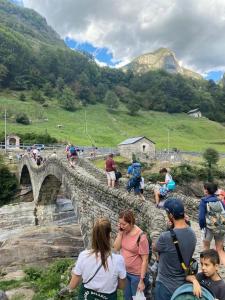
(0, 92, 225, 152)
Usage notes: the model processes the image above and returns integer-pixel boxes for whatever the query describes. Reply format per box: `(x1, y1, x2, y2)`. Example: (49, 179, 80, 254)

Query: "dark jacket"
(198, 194, 224, 229)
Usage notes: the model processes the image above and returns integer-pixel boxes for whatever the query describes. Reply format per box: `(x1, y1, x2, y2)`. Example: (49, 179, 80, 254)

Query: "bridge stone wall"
(19, 155, 167, 248)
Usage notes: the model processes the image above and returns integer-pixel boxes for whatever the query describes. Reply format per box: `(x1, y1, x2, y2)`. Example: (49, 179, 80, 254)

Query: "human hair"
(119, 210, 135, 225)
(109, 153, 113, 158)
(160, 168, 167, 174)
(200, 249, 220, 265)
(204, 182, 218, 195)
(91, 218, 111, 270)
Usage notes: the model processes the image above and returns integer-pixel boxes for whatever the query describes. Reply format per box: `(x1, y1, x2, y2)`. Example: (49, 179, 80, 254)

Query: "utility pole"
(167, 129, 170, 155)
(4, 109, 7, 154)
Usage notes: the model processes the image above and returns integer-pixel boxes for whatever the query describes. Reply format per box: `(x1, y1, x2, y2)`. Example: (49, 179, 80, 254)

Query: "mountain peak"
(122, 48, 202, 80)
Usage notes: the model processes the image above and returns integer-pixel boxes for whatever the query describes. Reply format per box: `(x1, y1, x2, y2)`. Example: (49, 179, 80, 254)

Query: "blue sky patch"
(204, 71, 224, 82)
(65, 37, 121, 67)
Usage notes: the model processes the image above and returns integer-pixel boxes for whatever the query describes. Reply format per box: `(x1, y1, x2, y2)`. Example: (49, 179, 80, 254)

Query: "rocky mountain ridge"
(122, 48, 202, 79)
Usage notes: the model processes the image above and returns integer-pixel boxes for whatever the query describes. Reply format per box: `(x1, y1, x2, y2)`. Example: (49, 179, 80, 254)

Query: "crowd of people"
(58, 193, 225, 300)
(56, 153, 225, 300)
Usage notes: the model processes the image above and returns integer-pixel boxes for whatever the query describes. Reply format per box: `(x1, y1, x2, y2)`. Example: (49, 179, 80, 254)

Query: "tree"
(104, 90, 119, 111)
(16, 113, 30, 125)
(0, 160, 18, 206)
(203, 148, 219, 181)
(19, 92, 26, 101)
(59, 87, 78, 111)
(126, 98, 140, 115)
(31, 89, 45, 104)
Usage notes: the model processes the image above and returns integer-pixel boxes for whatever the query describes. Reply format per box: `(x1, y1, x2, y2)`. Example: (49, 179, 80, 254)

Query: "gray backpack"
(206, 200, 225, 235)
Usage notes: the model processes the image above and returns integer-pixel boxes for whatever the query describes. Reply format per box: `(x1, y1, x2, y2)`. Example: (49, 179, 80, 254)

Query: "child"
(197, 249, 225, 300)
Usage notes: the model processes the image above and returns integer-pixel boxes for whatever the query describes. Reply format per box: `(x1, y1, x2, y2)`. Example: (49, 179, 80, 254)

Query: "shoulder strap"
(83, 263, 103, 285)
(170, 229, 188, 271)
(137, 231, 145, 246)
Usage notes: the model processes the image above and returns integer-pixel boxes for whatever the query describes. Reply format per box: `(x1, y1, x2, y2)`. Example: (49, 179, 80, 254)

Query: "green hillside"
(0, 92, 225, 152)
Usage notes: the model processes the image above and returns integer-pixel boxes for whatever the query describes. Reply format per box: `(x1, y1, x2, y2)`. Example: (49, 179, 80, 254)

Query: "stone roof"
(119, 136, 155, 145)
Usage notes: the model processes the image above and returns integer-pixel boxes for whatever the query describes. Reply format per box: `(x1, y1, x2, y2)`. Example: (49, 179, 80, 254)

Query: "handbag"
(170, 229, 198, 276)
(83, 263, 102, 284)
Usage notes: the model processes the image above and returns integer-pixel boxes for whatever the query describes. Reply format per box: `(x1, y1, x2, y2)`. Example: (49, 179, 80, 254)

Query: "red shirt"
(105, 158, 115, 172)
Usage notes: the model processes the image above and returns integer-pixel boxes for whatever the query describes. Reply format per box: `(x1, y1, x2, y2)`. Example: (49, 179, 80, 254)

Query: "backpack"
(132, 162, 141, 178)
(167, 179, 176, 191)
(70, 146, 77, 155)
(171, 283, 214, 300)
(206, 200, 225, 235)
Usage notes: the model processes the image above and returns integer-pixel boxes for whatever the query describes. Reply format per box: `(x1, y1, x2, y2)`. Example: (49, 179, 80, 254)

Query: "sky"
(17, 0, 225, 81)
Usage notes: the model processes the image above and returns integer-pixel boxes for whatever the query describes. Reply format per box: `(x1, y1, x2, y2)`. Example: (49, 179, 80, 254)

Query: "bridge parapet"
(19, 155, 166, 247)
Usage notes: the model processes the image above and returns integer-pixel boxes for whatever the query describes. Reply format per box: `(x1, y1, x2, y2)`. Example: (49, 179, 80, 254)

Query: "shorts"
(201, 228, 225, 242)
(159, 186, 169, 197)
(106, 171, 116, 181)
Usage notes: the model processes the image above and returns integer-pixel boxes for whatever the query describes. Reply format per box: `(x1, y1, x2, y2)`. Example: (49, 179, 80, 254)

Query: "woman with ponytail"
(59, 218, 126, 300)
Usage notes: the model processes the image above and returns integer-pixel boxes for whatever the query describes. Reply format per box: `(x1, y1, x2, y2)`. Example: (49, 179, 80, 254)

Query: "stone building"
(187, 108, 202, 118)
(118, 136, 156, 161)
(6, 134, 20, 149)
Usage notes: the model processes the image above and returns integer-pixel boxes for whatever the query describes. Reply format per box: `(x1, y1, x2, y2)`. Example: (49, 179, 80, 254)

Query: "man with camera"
(153, 198, 197, 300)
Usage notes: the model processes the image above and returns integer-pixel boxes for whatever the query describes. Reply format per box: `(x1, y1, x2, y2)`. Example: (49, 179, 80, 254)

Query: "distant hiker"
(65, 143, 71, 161)
(114, 210, 149, 300)
(58, 218, 126, 299)
(105, 154, 116, 188)
(199, 182, 225, 266)
(36, 154, 43, 166)
(69, 144, 78, 167)
(32, 147, 39, 161)
(127, 161, 142, 196)
(154, 168, 175, 207)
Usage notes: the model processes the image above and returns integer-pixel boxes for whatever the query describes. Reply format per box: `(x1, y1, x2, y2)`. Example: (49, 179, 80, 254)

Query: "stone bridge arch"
(19, 155, 167, 247)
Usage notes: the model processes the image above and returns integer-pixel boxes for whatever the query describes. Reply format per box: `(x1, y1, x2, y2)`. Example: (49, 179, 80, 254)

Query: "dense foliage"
(0, 155, 18, 206)
(0, 0, 225, 122)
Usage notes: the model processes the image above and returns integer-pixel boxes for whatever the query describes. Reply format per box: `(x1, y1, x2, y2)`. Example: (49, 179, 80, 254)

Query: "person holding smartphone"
(114, 210, 149, 300)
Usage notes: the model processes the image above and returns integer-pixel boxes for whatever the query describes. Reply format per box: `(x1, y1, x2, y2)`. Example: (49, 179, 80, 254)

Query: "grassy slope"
(0, 92, 225, 151)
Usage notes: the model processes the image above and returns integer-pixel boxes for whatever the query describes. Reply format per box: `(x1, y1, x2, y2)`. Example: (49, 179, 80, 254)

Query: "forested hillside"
(0, 0, 225, 123)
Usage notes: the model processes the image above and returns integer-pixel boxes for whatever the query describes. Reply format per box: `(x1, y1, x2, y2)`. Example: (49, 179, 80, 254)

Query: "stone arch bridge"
(18, 155, 166, 246)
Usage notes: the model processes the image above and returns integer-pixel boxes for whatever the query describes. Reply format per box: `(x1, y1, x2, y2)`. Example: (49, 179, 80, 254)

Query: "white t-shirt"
(73, 250, 126, 293)
(165, 173, 172, 183)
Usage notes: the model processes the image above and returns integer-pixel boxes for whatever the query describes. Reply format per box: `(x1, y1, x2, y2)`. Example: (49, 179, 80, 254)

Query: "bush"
(0, 162, 18, 206)
(19, 92, 26, 101)
(16, 113, 30, 125)
(24, 259, 76, 300)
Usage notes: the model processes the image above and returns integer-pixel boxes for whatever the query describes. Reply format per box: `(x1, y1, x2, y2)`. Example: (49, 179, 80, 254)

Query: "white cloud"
(23, 0, 225, 73)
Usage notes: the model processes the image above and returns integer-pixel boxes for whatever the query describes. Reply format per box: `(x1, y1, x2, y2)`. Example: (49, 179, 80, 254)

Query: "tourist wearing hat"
(153, 198, 197, 300)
